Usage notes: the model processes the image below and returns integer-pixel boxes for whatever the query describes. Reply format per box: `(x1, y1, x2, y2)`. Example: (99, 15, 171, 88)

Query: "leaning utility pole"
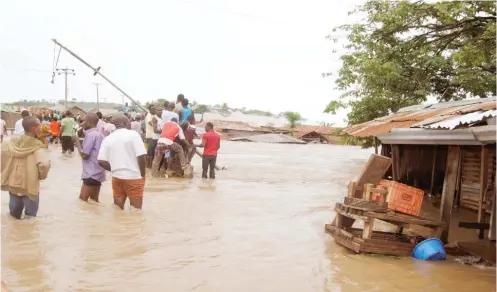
(93, 83, 100, 111)
(51, 39, 148, 113)
(56, 67, 75, 110)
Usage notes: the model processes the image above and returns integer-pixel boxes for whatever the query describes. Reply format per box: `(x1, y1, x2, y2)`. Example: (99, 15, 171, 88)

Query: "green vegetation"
(284, 111, 302, 135)
(324, 0, 496, 147)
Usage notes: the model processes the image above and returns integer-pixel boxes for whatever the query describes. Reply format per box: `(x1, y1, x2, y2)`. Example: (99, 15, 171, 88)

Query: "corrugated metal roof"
(420, 110, 497, 129)
(343, 97, 496, 137)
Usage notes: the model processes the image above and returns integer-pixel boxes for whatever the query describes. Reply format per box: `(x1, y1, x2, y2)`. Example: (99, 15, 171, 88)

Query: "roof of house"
(278, 125, 338, 135)
(196, 120, 270, 132)
(230, 133, 307, 144)
(344, 97, 496, 137)
(295, 130, 328, 139)
(0, 105, 19, 114)
(377, 125, 496, 145)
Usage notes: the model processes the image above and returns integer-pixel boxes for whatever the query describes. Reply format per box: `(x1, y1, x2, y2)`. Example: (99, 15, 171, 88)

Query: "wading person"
(73, 113, 106, 203)
(151, 118, 191, 176)
(179, 98, 193, 123)
(145, 105, 157, 168)
(174, 94, 185, 113)
(162, 102, 179, 122)
(49, 117, 60, 144)
(96, 112, 108, 137)
(13, 110, 30, 135)
(196, 122, 220, 179)
(59, 111, 75, 154)
(98, 114, 147, 210)
(180, 121, 197, 164)
(1, 116, 51, 219)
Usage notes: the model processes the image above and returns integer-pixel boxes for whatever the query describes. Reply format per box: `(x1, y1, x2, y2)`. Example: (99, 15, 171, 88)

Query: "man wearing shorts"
(145, 105, 157, 168)
(98, 114, 147, 210)
(73, 113, 105, 202)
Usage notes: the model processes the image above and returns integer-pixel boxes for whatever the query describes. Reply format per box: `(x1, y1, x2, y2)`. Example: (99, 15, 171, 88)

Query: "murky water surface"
(2, 142, 495, 291)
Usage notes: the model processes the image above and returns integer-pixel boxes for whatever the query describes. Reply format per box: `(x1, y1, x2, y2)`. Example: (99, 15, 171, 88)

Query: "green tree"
(194, 104, 209, 122)
(284, 111, 302, 135)
(221, 103, 229, 114)
(324, 0, 496, 145)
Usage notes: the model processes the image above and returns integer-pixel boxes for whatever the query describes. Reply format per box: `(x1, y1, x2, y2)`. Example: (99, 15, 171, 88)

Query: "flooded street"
(2, 142, 495, 292)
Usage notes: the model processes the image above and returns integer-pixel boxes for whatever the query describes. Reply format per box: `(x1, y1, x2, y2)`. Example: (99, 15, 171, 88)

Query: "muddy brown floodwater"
(2, 142, 495, 292)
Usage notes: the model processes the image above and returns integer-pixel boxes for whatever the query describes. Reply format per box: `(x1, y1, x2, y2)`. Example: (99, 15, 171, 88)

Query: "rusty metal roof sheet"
(343, 97, 496, 137)
(420, 110, 497, 129)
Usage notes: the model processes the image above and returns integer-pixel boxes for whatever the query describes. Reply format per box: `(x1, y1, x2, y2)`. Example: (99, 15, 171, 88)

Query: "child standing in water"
(196, 122, 220, 179)
(73, 113, 106, 203)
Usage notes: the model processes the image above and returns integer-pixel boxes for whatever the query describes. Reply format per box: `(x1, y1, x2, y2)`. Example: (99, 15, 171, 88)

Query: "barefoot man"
(73, 113, 106, 202)
(1, 116, 51, 219)
(98, 114, 147, 210)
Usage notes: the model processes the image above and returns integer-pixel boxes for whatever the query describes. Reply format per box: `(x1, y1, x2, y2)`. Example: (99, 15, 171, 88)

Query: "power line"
(56, 68, 75, 110)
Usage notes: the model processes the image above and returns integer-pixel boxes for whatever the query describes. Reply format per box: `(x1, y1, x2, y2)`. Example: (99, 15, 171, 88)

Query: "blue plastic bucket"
(412, 238, 446, 261)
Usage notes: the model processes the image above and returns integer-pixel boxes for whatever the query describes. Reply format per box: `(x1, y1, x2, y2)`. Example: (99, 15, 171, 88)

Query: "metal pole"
(56, 68, 75, 110)
(51, 39, 148, 113)
(93, 83, 100, 111)
(64, 69, 68, 110)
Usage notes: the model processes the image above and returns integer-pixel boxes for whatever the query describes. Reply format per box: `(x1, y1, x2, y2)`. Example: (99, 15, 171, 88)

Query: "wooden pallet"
(344, 197, 388, 212)
(325, 224, 418, 256)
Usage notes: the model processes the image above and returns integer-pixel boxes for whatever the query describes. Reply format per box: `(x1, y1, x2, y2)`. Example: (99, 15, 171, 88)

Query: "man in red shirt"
(196, 122, 220, 179)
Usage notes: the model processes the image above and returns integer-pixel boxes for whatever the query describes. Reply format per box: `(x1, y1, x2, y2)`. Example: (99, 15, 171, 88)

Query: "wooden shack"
(343, 98, 497, 247)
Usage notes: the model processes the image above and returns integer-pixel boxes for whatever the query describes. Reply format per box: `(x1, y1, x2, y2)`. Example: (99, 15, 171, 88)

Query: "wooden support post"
(478, 145, 489, 239)
(335, 213, 343, 228)
(391, 145, 400, 182)
(347, 181, 357, 198)
(378, 186, 388, 205)
(430, 145, 437, 196)
(374, 137, 379, 155)
(489, 192, 496, 241)
(364, 183, 373, 201)
(362, 218, 375, 239)
(440, 146, 461, 243)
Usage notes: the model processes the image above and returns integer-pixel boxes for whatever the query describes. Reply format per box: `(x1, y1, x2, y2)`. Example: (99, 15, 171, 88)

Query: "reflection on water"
(2, 142, 495, 291)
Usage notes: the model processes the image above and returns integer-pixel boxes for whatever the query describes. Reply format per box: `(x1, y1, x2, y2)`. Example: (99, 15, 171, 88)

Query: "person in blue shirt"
(179, 99, 193, 123)
(123, 102, 129, 113)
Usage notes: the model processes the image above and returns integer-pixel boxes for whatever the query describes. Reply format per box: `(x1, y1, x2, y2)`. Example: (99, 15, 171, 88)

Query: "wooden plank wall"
(460, 146, 496, 212)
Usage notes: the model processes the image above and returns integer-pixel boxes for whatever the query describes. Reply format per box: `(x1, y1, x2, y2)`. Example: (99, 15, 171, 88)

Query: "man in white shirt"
(161, 103, 179, 122)
(103, 119, 117, 134)
(98, 114, 147, 210)
(13, 110, 30, 136)
(130, 116, 142, 135)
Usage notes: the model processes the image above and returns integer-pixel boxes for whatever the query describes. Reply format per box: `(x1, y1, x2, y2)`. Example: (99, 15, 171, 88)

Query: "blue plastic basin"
(412, 238, 446, 261)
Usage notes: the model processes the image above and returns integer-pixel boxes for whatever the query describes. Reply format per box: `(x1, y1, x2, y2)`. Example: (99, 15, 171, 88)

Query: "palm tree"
(284, 111, 302, 136)
(195, 104, 209, 122)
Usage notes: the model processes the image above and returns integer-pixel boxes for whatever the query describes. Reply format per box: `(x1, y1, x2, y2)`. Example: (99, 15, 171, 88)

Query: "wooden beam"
(478, 145, 489, 239)
(374, 137, 379, 155)
(440, 146, 461, 243)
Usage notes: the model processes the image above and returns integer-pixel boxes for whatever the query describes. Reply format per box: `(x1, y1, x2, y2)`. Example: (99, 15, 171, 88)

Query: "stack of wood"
(325, 154, 445, 257)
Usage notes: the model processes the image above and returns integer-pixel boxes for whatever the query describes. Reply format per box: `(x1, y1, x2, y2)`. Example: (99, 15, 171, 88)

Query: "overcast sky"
(0, 0, 363, 126)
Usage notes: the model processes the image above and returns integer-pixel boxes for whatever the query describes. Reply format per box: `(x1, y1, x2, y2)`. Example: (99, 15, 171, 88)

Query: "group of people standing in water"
(1, 94, 221, 220)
